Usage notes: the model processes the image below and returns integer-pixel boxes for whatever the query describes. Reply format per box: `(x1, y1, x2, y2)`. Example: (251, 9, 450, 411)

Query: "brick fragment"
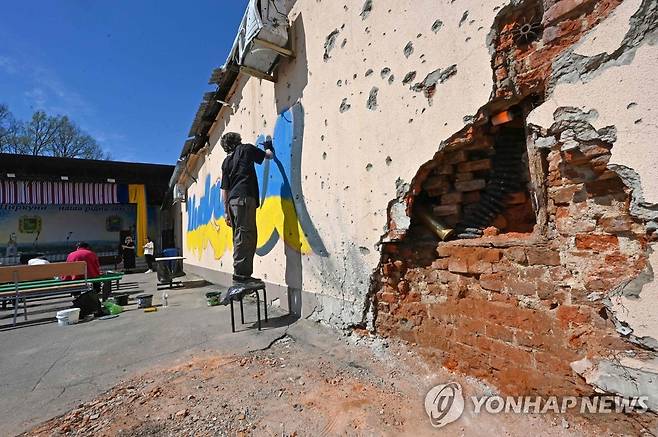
(454, 179, 486, 192)
(448, 256, 468, 274)
(433, 204, 460, 216)
(423, 175, 448, 190)
(445, 150, 468, 164)
(480, 273, 505, 292)
(455, 172, 474, 181)
(550, 185, 580, 204)
(525, 248, 561, 266)
(457, 159, 492, 173)
(441, 192, 463, 205)
(574, 234, 619, 252)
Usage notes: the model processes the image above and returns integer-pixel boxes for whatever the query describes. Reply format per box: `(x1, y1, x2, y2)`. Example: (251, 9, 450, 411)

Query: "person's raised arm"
(263, 137, 275, 160)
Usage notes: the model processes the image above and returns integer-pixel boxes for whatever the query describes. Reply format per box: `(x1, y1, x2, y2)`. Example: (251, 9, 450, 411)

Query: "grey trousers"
(228, 197, 258, 278)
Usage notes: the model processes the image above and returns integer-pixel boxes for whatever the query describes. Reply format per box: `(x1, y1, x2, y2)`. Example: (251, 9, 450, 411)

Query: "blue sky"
(0, 0, 248, 164)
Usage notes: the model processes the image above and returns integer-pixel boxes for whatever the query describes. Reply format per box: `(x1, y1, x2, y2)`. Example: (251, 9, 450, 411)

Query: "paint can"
(206, 291, 221, 306)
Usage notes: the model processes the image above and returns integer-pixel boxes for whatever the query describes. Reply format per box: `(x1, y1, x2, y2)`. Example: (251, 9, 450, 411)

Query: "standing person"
(121, 236, 136, 272)
(143, 236, 155, 273)
(220, 132, 274, 284)
(6, 233, 18, 257)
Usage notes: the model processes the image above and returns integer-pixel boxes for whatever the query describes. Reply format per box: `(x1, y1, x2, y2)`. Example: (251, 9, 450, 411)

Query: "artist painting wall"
(182, 0, 658, 337)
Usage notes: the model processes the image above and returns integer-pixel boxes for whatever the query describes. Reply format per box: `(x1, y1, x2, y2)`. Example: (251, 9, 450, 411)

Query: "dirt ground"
(21, 322, 657, 437)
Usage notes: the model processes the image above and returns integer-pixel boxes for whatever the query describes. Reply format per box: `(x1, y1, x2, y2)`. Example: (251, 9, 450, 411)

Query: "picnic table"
(0, 262, 123, 326)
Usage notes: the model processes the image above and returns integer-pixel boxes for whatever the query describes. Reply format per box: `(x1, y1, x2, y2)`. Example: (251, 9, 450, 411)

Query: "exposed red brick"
(454, 179, 486, 192)
(379, 292, 397, 304)
(441, 192, 463, 205)
(598, 215, 633, 233)
(550, 185, 581, 204)
(448, 256, 468, 274)
(480, 273, 505, 292)
(525, 248, 561, 266)
(556, 305, 591, 328)
(574, 234, 619, 252)
(462, 191, 481, 204)
(486, 322, 514, 343)
(455, 172, 474, 181)
(433, 204, 460, 216)
(457, 159, 492, 173)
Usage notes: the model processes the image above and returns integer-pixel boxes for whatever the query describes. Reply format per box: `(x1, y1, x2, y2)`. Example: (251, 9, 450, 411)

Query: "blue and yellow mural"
(186, 103, 327, 260)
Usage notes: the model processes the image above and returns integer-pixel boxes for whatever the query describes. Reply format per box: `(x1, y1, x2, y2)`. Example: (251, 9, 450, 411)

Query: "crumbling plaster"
(527, 0, 658, 349)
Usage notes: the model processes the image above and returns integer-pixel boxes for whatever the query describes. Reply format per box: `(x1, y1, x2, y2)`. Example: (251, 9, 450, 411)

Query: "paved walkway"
(0, 273, 292, 435)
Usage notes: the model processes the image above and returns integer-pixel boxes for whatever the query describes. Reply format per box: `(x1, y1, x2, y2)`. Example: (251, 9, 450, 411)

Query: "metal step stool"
(225, 282, 268, 332)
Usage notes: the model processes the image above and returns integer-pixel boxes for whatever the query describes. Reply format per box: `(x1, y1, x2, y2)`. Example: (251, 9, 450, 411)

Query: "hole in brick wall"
(410, 102, 537, 243)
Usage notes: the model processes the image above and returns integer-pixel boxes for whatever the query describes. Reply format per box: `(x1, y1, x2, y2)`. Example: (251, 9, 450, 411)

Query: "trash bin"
(113, 293, 129, 306)
(156, 249, 185, 288)
(135, 294, 153, 309)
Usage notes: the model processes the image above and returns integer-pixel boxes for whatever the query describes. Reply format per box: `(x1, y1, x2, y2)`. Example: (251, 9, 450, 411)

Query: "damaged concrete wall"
(374, 0, 658, 407)
(183, 0, 510, 327)
(181, 0, 658, 404)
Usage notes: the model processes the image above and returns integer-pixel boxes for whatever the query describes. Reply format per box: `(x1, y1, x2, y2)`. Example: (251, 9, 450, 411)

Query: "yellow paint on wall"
(186, 196, 313, 259)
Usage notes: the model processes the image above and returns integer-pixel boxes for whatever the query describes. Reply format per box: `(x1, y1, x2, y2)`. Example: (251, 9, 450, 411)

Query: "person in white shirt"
(143, 236, 155, 273)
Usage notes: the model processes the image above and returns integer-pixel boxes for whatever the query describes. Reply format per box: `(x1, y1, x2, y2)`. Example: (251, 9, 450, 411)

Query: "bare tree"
(18, 110, 61, 156)
(1, 104, 107, 159)
(0, 104, 16, 153)
(50, 116, 104, 159)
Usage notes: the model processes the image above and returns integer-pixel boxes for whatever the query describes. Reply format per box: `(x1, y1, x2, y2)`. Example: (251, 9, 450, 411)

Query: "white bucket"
(56, 308, 81, 326)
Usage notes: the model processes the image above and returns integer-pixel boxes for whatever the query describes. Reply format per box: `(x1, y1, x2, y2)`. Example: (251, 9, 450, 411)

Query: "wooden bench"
(0, 262, 93, 326)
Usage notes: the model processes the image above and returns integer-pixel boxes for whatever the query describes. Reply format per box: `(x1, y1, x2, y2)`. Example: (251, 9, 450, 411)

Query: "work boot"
(220, 286, 245, 306)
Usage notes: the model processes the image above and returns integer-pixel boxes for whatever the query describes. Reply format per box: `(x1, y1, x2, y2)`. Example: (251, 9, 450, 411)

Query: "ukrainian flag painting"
(186, 103, 327, 260)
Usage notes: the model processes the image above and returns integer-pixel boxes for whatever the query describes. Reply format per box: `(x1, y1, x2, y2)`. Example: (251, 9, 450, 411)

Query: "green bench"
(0, 262, 123, 326)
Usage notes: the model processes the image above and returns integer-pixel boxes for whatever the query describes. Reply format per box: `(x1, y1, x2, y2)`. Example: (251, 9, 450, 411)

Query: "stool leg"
(23, 296, 27, 321)
(256, 291, 261, 331)
(262, 288, 268, 322)
(240, 298, 245, 324)
(13, 295, 18, 326)
(230, 299, 235, 333)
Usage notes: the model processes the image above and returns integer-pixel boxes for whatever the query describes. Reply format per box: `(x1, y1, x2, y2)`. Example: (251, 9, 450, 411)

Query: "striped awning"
(0, 180, 118, 205)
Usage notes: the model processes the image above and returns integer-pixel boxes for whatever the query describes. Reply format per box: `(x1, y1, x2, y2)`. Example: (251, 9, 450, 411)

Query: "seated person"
(64, 242, 103, 318)
(28, 255, 49, 265)
(63, 242, 101, 280)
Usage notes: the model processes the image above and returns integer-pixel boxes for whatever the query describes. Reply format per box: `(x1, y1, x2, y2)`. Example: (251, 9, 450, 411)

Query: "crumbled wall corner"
(548, 0, 658, 93)
(607, 164, 658, 226)
(571, 356, 658, 411)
